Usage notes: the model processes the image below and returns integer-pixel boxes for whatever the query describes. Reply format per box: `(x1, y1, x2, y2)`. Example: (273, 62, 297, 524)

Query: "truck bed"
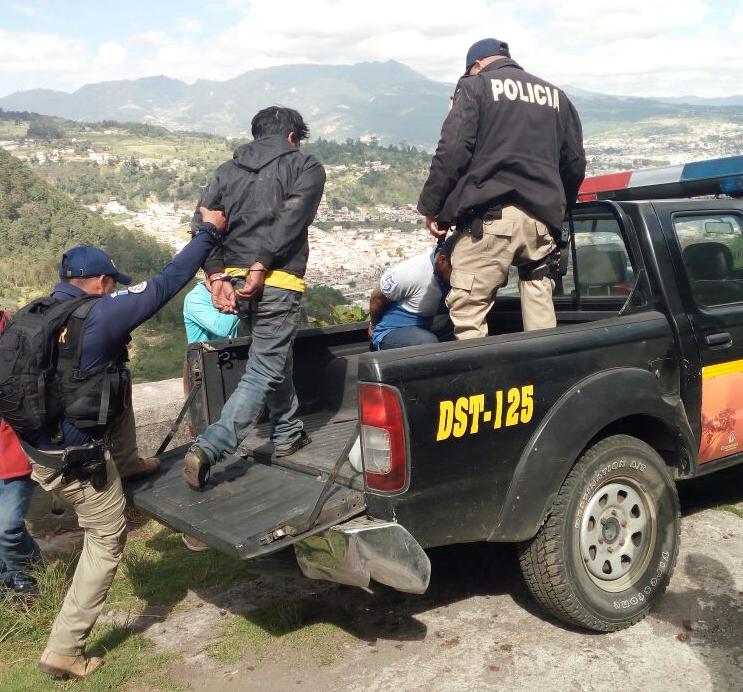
(127, 444, 364, 560)
(237, 410, 362, 490)
(128, 326, 369, 558)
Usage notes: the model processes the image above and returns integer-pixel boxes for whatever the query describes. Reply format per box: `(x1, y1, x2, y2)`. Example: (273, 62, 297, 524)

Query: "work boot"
(120, 456, 161, 481)
(183, 445, 211, 490)
(182, 534, 209, 552)
(274, 430, 312, 458)
(38, 649, 104, 679)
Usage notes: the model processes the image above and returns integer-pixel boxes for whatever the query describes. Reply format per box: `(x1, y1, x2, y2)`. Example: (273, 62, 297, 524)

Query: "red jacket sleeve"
(0, 419, 32, 479)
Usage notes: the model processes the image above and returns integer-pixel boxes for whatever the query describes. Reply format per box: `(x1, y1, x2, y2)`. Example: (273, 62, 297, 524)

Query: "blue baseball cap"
(59, 245, 132, 285)
(465, 38, 510, 75)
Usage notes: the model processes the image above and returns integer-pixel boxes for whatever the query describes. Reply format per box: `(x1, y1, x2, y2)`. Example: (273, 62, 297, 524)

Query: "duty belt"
(457, 207, 503, 240)
(23, 440, 108, 490)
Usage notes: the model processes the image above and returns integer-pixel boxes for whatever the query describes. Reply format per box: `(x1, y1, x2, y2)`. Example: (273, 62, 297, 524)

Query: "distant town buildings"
(3, 118, 743, 298)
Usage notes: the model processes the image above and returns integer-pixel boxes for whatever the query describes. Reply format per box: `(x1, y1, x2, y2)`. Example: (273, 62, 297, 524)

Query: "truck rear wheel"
(518, 434, 680, 631)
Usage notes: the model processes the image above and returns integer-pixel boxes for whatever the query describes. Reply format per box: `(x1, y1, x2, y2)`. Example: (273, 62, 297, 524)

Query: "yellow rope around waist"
(225, 267, 305, 293)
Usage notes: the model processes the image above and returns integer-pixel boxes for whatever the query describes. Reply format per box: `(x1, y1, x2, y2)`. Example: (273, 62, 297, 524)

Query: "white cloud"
(536, 0, 707, 41)
(0, 29, 87, 74)
(0, 0, 741, 97)
(94, 41, 127, 69)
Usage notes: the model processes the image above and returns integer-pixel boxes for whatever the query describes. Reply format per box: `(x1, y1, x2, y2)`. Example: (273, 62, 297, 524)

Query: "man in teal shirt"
(183, 281, 239, 343)
(181, 280, 239, 552)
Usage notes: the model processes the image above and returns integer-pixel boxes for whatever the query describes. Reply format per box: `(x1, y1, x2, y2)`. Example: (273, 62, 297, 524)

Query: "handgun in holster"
(519, 225, 568, 284)
(45, 441, 108, 491)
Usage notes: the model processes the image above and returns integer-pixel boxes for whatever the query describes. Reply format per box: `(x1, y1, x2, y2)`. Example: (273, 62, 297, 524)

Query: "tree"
(27, 120, 63, 140)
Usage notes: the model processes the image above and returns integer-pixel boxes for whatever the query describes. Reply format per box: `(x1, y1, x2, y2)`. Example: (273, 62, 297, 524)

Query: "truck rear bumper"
(294, 517, 431, 594)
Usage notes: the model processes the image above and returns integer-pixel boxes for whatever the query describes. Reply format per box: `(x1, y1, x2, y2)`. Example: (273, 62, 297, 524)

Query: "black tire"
(518, 434, 680, 631)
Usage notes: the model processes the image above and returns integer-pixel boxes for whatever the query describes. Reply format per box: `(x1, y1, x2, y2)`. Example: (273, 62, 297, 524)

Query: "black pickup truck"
(129, 160, 743, 633)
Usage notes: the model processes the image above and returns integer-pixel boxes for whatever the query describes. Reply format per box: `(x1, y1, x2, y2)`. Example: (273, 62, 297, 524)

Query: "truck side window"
(560, 216, 636, 299)
(496, 215, 636, 300)
(673, 213, 743, 307)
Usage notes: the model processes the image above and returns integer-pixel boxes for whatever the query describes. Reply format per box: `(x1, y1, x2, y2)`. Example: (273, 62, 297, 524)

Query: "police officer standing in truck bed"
(418, 38, 586, 338)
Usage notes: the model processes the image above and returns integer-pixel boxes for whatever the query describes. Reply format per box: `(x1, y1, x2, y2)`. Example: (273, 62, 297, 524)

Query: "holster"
(46, 441, 108, 490)
(518, 246, 565, 282)
(549, 224, 570, 249)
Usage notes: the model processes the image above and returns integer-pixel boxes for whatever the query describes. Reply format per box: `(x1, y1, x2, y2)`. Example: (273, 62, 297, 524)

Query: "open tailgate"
(126, 445, 366, 560)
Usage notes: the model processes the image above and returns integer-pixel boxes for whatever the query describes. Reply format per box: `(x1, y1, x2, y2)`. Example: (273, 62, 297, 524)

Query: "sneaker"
(183, 445, 211, 490)
(274, 430, 312, 458)
(182, 534, 209, 552)
(120, 456, 161, 481)
(39, 649, 103, 679)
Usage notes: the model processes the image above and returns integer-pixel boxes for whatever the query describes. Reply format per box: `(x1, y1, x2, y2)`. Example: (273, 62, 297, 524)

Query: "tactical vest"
(56, 299, 130, 436)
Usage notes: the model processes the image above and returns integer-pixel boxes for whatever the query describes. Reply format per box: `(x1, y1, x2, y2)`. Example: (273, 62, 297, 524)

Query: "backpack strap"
(68, 298, 101, 373)
(57, 296, 127, 429)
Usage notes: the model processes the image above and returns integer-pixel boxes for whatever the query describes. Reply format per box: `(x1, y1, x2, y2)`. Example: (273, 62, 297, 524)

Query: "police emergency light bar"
(578, 155, 743, 202)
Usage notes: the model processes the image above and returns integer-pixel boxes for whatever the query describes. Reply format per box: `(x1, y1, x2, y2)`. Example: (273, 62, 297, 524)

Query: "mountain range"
(2, 61, 742, 147)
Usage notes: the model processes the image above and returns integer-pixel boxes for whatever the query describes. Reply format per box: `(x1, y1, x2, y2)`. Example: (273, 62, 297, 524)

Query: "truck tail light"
(359, 384, 408, 493)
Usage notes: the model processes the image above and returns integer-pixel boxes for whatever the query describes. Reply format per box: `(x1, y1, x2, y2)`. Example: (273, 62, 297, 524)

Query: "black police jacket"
(418, 59, 586, 229)
(196, 135, 326, 277)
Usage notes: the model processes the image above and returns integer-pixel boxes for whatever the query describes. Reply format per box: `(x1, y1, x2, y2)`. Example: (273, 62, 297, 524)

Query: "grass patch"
(207, 598, 345, 667)
(0, 625, 181, 692)
(1, 519, 244, 689)
(0, 560, 74, 650)
(128, 327, 187, 384)
(716, 504, 743, 519)
(107, 520, 245, 611)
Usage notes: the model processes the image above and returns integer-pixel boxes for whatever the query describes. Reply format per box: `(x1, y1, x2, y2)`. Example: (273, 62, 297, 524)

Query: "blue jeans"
(197, 287, 304, 462)
(378, 326, 439, 350)
(0, 475, 42, 587)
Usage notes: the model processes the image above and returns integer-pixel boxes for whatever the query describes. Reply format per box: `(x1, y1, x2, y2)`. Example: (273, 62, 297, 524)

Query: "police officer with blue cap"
(23, 207, 226, 679)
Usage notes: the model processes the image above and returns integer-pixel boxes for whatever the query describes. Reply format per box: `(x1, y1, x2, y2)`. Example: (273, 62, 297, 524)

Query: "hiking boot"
(38, 649, 104, 679)
(182, 534, 209, 552)
(274, 430, 312, 458)
(120, 456, 161, 481)
(183, 445, 211, 490)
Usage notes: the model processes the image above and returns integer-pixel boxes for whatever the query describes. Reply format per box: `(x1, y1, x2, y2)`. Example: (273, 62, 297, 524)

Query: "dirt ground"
(121, 467, 743, 691)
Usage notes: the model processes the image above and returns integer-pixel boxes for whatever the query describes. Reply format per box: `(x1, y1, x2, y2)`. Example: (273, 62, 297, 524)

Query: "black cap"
(465, 38, 510, 75)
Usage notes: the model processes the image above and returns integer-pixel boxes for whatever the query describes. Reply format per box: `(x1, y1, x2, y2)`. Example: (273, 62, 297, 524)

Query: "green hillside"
(0, 147, 188, 382)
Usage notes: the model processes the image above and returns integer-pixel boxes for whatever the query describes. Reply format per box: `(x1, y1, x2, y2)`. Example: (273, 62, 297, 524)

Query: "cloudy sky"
(1, 0, 742, 98)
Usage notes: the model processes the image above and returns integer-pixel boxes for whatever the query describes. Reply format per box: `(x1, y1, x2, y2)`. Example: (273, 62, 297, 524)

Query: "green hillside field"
(0, 146, 190, 383)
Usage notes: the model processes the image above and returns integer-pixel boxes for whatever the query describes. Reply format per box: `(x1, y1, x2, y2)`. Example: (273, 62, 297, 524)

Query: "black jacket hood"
(234, 135, 297, 172)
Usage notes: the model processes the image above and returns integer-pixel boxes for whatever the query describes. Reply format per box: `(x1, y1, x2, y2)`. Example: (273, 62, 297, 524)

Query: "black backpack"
(0, 295, 99, 440)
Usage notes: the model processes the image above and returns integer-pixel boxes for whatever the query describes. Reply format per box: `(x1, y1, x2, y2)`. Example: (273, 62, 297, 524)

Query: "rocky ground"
(41, 467, 743, 692)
